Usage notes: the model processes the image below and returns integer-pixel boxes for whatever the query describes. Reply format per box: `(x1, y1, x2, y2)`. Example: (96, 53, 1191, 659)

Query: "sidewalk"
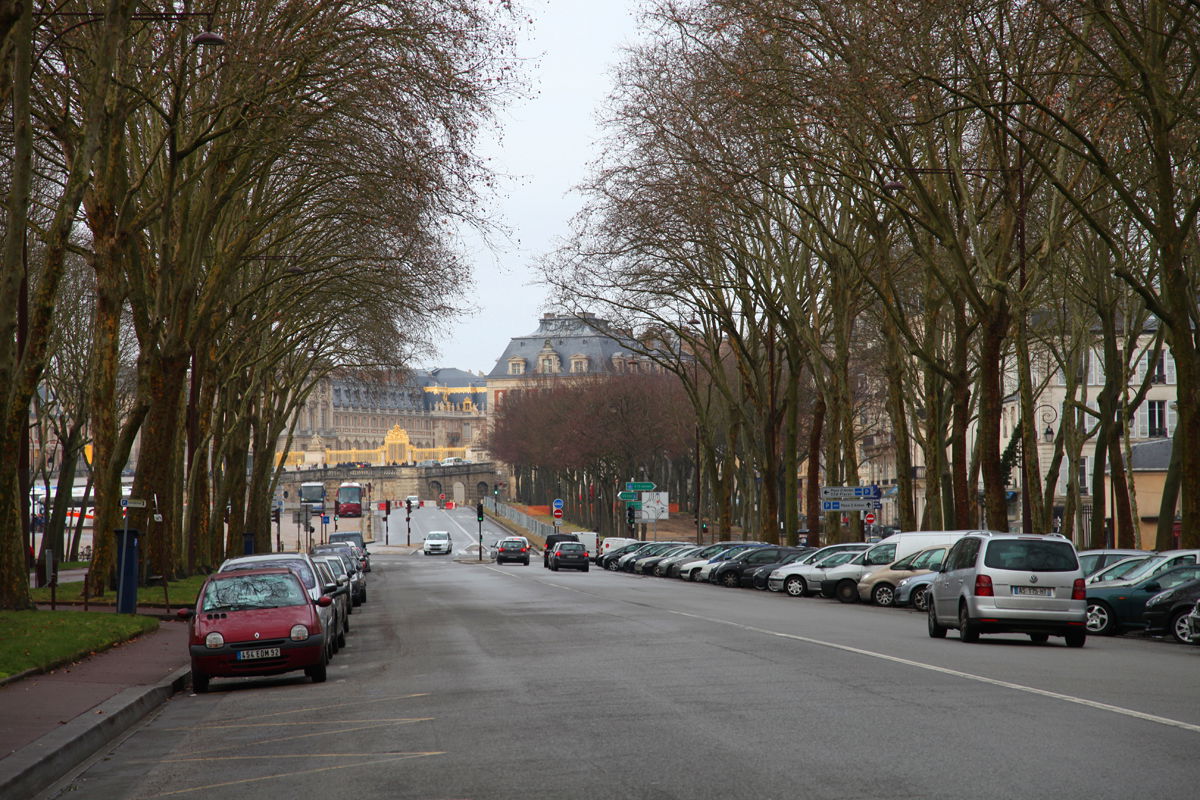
(0, 612, 190, 798)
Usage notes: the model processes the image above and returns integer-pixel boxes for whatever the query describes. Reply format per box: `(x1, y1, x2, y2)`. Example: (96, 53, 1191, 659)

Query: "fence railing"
(484, 497, 557, 542)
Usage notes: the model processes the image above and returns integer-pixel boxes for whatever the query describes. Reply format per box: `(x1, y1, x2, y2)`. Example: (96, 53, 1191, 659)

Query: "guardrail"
(483, 497, 557, 542)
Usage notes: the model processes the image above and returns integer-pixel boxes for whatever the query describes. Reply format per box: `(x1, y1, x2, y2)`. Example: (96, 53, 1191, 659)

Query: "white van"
(823, 530, 996, 603)
(598, 536, 639, 562)
(574, 532, 599, 559)
(440, 456, 466, 466)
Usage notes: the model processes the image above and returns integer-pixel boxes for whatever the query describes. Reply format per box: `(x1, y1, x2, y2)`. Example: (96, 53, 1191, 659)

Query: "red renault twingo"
(182, 568, 332, 692)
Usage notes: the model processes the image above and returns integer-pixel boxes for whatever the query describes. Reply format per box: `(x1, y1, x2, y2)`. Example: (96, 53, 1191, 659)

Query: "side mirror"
(1143, 581, 1160, 592)
(177, 608, 194, 620)
(323, 582, 337, 594)
(930, 563, 944, 573)
(337, 575, 348, 585)
(316, 595, 333, 607)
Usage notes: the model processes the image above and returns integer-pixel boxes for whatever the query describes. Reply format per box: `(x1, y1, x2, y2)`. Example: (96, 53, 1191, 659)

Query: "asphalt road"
(46, 507, 1194, 799)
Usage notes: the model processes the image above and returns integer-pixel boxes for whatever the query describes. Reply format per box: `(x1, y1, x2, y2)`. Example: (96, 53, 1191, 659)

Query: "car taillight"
(521, 547, 527, 552)
(974, 575, 994, 596)
(1072, 578, 1085, 600)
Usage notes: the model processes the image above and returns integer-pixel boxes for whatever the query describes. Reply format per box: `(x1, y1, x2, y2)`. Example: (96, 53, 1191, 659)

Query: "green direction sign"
(617, 491, 638, 501)
(625, 501, 643, 509)
(625, 481, 656, 492)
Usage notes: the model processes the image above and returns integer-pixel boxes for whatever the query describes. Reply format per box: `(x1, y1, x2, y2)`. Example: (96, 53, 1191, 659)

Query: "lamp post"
(686, 318, 703, 544)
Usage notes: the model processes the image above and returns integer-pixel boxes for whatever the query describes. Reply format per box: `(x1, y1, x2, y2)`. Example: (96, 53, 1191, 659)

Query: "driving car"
(496, 537, 531, 565)
(1085, 564, 1200, 635)
(548, 541, 590, 571)
(423, 531, 452, 555)
(542, 532, 580, 567)
(183, 568, 332, 692)
(927, 532, 1087, 646)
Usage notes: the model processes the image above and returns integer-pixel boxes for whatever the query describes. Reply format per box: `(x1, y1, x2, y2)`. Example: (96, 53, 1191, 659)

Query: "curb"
(0, 665, 190, 799)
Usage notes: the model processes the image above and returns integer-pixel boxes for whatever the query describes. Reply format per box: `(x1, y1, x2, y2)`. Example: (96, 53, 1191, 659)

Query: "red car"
(183, 568, 332, 693)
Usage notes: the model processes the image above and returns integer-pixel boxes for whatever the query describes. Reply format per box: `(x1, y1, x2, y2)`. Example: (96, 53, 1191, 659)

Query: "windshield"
(202, 573, 308, 612)
(222, 558, 315, 590)
(1120, 555, 1172, 582)
(818, 552, 856, 567)
(428, 532, 448, 540)
(1091, 555, 1150, 581)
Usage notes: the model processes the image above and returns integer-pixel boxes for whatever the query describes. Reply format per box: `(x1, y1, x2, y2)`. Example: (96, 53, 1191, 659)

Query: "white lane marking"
(666, 608, 1200, 735)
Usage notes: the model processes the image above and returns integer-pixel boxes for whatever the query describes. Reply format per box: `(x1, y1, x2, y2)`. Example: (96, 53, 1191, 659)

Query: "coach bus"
(298, 481, 326, 514)
(336, 481, 364, 517)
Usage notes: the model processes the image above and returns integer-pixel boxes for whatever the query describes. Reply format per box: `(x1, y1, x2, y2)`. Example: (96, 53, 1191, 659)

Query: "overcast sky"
(417, 1, 643, 377)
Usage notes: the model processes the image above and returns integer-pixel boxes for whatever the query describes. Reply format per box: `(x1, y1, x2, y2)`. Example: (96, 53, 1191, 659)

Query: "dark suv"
(329, 532, 370, 572)
(548, 541, 590, 572)
(542, 533, 580, 568)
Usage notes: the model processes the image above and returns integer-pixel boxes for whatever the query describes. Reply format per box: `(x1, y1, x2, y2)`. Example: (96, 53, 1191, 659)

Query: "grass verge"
(0, 611, 159, 681)
(30, 573, 207, 607)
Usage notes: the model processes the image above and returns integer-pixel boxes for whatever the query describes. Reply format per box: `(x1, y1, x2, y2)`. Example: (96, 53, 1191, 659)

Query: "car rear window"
(983, 540, 1078, 572)
(203, 573, 308, 612)
(558, 543, 585, 552)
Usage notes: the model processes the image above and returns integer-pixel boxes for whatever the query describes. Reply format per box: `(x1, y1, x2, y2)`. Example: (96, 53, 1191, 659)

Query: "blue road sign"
(552, 498, 564, 509)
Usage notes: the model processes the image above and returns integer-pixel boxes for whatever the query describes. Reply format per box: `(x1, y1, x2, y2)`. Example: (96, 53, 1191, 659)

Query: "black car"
(710, 546, 807, 588)
(750, 549, 813, 589)
(548, 541, 590, 572)
(542, 532, 580, 567)
(496, 537, 531, 565)
(598, 541, 652, 570)
(1142, 577, 1200, 643)
(328, 532, 370, 571)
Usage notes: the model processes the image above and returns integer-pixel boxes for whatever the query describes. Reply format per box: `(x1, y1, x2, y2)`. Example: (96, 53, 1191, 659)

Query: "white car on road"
(423, 531, 452, 555)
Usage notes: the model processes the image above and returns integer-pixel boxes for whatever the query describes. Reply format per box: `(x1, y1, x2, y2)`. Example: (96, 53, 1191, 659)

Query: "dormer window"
(507, 358, 526, 375)
(570, 355, 589, 373)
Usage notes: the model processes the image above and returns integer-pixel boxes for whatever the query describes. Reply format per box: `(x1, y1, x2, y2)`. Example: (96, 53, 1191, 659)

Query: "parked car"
(633, 545, 692, 575)
(651, 545, 704, 577)
(311, 559, 348, 652)
(749, 549, 812, 589)
(895, 572, 936, 611)
(773, 550, 863, 597)
(548, 541, 590, 572)
(328, 531, 370, 571)
(696, 543, 767, 582)
(856, 546, 948, 606)
(710, 546, 806, 588)
(1087, 550, 1200, 589)
(312, 555, 351, 630)
(620, 542, 685, 572)
(598, 536, 639, 563)
(542, 532, 580, 567)
(1186, 599, 1200, 644)
(1076, 548, 1149, 577)
(1086, 564, 1200, 635)
(311, 543, 366, 605)
(927, 533, 1087, 646)
(1086, 553, 1156, 584)
(669, 542, 752, 580)
(496, 537, 532, 565)
(217, 553, 337, 656)
(766, 543, 871, 593)
(423, 531, 452, 555)
(599, 541, 652, 570)
(1142, 577, 1200, 643)
(183, 568, 333, 692)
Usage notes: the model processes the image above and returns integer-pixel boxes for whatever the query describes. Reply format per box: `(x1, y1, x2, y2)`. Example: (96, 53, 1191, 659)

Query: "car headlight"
(204, 632, 224, 649)
(1146, 590, 1174, 607)
(897, 577, 912, 588)
(290, 624, 310, 641)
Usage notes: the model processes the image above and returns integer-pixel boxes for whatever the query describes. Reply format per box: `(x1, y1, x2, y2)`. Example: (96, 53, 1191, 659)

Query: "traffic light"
(627, 505, 635, 526)
(385, 499, 392, 515)
(406, 498, 412, 514)
(493, 486, 499, 496)
(477, 502, 485, 522)
(271, 507, 280, 524)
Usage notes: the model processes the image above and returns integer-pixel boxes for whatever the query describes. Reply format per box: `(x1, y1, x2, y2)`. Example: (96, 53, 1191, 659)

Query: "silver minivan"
(927, 533, 1087, 647)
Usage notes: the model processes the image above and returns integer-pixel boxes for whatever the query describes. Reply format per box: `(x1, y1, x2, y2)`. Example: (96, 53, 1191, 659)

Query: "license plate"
(1012, 586, 1052, 597)
(236, 647, 281, 661)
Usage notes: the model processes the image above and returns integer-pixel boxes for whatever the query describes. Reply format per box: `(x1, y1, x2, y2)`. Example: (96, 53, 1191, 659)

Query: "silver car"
(927, 533, 1087, 647)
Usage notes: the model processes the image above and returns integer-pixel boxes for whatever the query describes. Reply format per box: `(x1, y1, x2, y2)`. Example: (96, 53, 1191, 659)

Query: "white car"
(766, 543, 870, 593)
(423, 531, 452, 555)
(770, 550, 863, 597)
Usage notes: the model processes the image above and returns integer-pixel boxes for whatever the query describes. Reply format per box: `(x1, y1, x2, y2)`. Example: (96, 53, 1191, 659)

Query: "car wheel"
(871, 583, 895, 607)
(911, 586, 930, 613)
(1064, 629, 1087, 648)
(687, 568, 700, 582)
(1086, 601, 1116, 635)
(192, 669, 209, 694)
(722, 571, 739, 588)
(835, 580, 859, 603)
(331, 632, 340, 654)
(1028, 633, 1049, 644)
(784, 575, 807, 598)
(927, 602, 947, 638)
(654, 565, 666, 577)
(344, 614, 350, 633)
(523, 559, 529, 566)
(550, 561, 558, 571)
(306, 653, 328, 683)
(606, 560, 619, 571)
(958, 603, 979, 643)
(1168, 609, 1192, 643)
(582, 565, 589, 572)
(361, 589, 367, 604)
(337, 630, 346, 649)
